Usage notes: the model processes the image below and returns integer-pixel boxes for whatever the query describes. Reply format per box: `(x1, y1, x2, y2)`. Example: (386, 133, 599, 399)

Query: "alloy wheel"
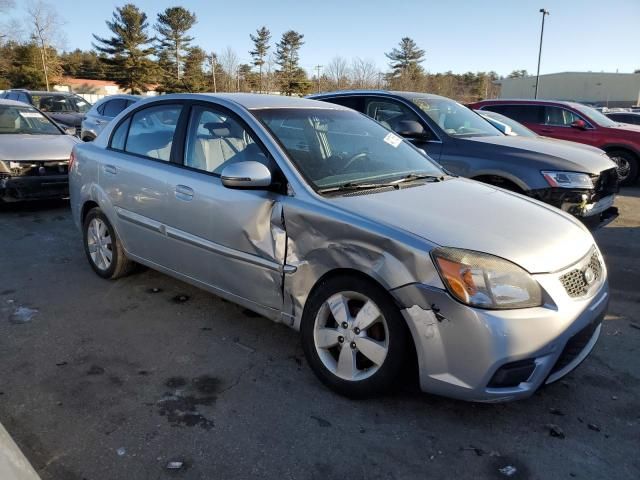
(313, 291, 389, 381)
(610, 154, 631, 182)
(86, 218, 113, 271)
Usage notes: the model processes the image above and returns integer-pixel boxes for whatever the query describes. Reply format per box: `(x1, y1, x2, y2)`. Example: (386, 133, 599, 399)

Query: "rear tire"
(83, 207, 133, 279)
(301, 275, 408, 398)
(607, 149, 638, 185)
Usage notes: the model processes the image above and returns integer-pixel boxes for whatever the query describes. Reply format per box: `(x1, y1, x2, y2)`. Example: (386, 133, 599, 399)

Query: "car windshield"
(411, 97, 502, 138)
(35, 94, 92, 114)
(477, 110, 537, 137)
(254, 108, 444, 190)
(572, 104, 617, 127)
(0, 105, 61, 135)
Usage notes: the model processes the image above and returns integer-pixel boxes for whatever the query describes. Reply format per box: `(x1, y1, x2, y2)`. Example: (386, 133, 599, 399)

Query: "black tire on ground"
(607, 149, 638, 186)
(301, 275, 409, 398)
(82, 207, 133, 279)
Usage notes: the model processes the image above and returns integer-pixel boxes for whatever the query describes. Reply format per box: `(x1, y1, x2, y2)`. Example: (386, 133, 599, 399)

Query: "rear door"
(101, 102, 184, 267)
(161, 102, 286, 309)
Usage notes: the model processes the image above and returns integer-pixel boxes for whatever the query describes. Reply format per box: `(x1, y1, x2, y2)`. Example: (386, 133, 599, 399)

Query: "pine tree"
(249, 26, 270, 92)
(182, 46, 208, 92)
(385, 37, 425, 78)
(92, 4, 156, 94)
(155, 6, 196, 90)
(275, 30, 307, 96)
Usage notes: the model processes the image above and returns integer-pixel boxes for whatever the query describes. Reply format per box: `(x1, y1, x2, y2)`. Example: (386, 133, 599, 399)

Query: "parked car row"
(64, 93, 610, 402)
(469, 99, 640, 185)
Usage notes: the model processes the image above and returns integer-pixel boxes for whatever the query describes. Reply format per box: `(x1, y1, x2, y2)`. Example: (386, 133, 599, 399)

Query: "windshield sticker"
(19, 111, 45, 119)
(383, 132, 402, 148)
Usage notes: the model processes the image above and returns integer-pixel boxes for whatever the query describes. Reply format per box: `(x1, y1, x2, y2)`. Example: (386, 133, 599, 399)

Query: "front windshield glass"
(35, 94, 92, 114)
(411, 97, 501, 138)
(0, 105, 61, 135)
(478, 110, 537, 137)
(254, 108, 444, 189)
(572, 104, 617, 127)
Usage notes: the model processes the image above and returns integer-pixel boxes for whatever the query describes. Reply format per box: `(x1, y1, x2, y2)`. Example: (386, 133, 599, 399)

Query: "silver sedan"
(69, 94, 608, 402)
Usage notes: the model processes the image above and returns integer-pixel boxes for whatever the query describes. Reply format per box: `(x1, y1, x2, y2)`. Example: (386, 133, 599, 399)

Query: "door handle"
(103, 164, 117, 175)
(96, 120, 106, 125)
(175, 185, 194, 201)
(540, 128, 554, 133)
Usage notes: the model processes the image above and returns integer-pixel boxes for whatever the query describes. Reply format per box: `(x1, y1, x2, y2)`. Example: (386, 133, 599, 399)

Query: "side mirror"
(570, 119, 587, 130)
(395, 120, 428, 139)
(64, 126, 77, 136)
(221, 161, 272, 189)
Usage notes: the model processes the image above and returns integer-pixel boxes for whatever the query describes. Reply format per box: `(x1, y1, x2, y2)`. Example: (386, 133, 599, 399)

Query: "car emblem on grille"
(583, 266, 596, 285)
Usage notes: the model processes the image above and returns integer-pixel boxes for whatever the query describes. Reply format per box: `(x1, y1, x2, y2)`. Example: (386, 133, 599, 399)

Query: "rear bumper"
(0, 174, 69, 202)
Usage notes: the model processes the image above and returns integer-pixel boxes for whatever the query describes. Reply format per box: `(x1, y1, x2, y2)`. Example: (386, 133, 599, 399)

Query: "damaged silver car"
(0, 99, 79, 203)
(69, 94, 609, 402)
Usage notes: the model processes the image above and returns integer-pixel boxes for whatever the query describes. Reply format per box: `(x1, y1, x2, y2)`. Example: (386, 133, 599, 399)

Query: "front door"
(538, 106, 595, 144)
(162, 104, 286, 309)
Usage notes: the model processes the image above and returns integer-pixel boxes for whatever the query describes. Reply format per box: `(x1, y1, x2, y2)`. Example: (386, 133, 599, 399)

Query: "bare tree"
(25, 0, 64, 91)
(350, 57, 377, 89)
(326, 56, 349, 90)
(219, 46, 239, 91)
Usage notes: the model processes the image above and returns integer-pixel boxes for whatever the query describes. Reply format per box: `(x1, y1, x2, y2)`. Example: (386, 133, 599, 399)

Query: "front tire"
(301, 275, 408, 398)
(83, 207, 133, 279)
(607, 150, 638, 185)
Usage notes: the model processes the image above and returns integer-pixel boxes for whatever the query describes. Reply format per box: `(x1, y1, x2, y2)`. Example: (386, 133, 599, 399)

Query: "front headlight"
(541, 170, 593, 189)
(431, 247, 542, 309)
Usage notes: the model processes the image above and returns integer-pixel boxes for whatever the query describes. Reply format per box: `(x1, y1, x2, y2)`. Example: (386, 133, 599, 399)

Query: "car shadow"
(0, 198, 70, 213)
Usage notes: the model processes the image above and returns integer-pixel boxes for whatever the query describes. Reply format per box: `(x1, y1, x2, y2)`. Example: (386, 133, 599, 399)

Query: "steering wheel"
(339, 152, 369, 172)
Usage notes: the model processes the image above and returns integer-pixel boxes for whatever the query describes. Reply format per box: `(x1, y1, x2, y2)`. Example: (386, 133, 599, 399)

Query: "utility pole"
(237, 67, 241, 92)
(377, 72, 383, 89)
(315, 65, 322, 93)
(534, 8, 550, 99)
(210, 53, 217, 93)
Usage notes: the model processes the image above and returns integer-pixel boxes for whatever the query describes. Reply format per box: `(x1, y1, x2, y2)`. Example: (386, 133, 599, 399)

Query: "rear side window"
(96, 103, 106, 115)
(123, 104, 182, 161)
(482, 104, 544, 124)
(102, 99, 128, 118)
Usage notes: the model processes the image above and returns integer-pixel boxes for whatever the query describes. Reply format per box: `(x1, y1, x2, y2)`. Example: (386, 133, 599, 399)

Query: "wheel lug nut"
(350, 341, 357, 349)
(354, 327, 360, 334)
(338, 336, 344, 343)
(341, 322, 348, 329)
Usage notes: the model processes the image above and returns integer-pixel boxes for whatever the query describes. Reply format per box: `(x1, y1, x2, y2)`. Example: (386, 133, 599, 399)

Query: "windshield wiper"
(389, 173, 444, 185)
(318, 174, 443, 194)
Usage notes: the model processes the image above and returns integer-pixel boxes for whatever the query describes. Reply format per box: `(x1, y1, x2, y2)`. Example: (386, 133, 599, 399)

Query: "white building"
(495, 72, 640, 108)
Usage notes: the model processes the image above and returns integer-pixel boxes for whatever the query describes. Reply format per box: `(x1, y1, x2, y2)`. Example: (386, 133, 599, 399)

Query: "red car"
(469, 99, 639, 185)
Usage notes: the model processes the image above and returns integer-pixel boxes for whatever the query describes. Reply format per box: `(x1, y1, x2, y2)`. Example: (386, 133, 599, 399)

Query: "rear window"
(103, 99, 128, 118)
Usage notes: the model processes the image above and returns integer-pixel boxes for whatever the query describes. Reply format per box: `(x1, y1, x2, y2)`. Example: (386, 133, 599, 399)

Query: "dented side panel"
(281, 198, 443, 329)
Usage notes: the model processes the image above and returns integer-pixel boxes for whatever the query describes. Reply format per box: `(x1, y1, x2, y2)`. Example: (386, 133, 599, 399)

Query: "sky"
(6, 0, 640, 76)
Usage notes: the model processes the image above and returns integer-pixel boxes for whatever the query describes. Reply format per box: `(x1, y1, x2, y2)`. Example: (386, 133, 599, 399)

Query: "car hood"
(330, 177, 593, 274)
(0, 134, 78, 161)
(603, 122, 640, 135)
(461, 135, 616, 173)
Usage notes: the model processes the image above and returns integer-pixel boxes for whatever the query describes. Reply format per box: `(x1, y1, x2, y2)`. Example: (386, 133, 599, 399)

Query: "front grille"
(8, 161, 68, 177)
(549, 317, 602, 375)
(560, 250, 602, 298)
(593, 167, 619, 195)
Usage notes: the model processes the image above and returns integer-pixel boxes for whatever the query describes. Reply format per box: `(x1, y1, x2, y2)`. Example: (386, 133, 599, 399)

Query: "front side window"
(366, 99, 424, 132)
(102, 99, 127, 118)
(544, 106, 582, 126)
(412, 97, 500, 137)
(254, 108, 443, 190)
(0, 105, 61, 135)
(572, 103, 617, 127)
(123, 104, 182, 161)
(184, 105, 269, 175)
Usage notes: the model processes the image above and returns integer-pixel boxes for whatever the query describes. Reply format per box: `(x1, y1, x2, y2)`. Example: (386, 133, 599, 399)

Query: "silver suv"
(69, 94, 608, 402)
(80, 94, 140, 141)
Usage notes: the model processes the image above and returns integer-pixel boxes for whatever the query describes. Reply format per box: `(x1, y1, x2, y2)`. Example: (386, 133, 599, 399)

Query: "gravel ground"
(0, 188, 638, 480)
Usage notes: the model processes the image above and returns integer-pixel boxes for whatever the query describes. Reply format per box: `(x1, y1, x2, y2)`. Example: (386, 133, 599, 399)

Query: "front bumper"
(0, 174, 69, 202)
(530, 187, 618, 229)
(393, 252, 608, 402)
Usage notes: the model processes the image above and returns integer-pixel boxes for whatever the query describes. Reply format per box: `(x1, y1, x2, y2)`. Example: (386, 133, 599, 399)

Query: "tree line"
(0, 1, 503, 102)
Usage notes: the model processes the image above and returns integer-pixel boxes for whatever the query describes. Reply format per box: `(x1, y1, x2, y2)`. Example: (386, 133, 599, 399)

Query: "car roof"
(8, 89, 78, 97)
(309, 90, 453, 102)
(141, 93, 349, 110)
(0, 99, 37, 107)
(475, 98, 589, 109)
